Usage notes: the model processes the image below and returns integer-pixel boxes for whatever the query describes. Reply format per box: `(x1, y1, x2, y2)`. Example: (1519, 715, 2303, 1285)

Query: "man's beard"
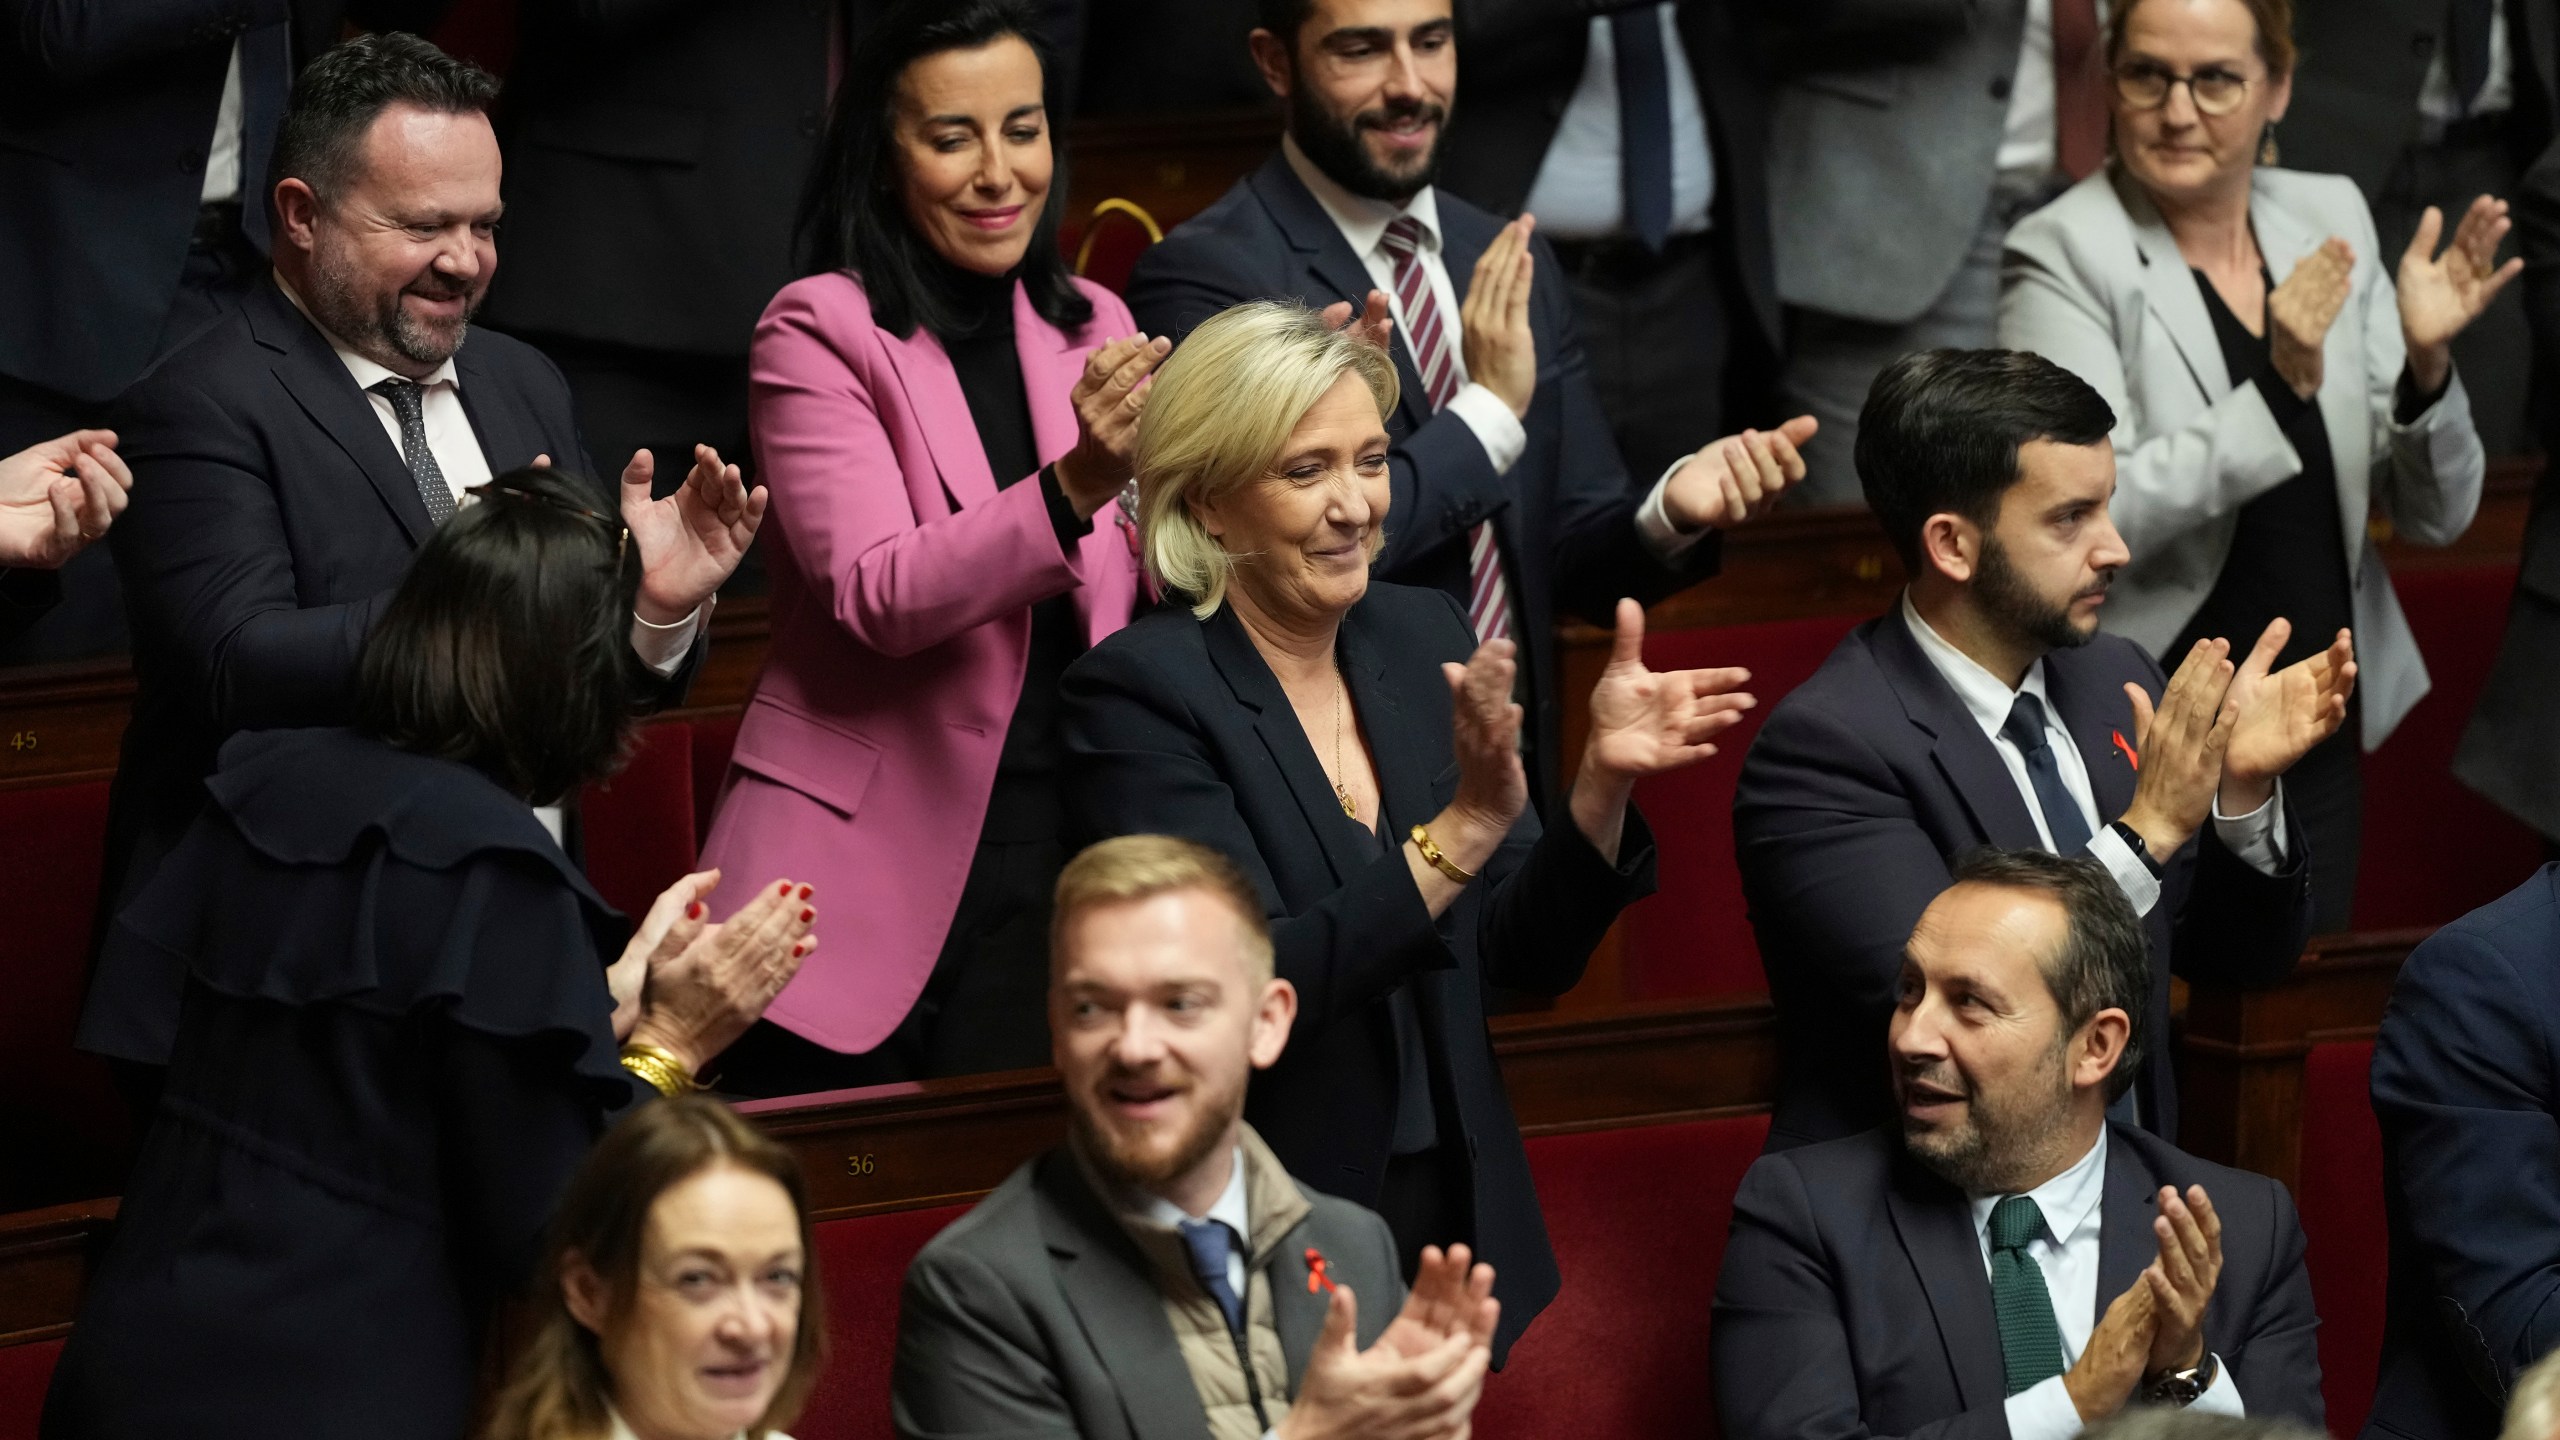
(1977, 533, 2103, 654)
(307, 235, 478, 372)
(1071, 1061, 1245, 1194)
(1288, 83, 1448, 203)
(1899, 1042, 2079, 1195)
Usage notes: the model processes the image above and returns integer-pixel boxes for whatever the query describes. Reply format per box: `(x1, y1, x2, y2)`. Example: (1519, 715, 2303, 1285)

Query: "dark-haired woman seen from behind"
(699, 0, 1156, 1092)
(42, 470, 816, 1440)
(486, 1094, 823, 1440)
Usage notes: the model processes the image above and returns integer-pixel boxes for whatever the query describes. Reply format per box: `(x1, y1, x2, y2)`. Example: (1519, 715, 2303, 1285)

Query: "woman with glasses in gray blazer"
(1999, 0, 2512, 930)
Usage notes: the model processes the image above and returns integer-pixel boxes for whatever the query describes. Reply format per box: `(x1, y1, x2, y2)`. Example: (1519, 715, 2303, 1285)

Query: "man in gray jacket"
(891, 835, 1500, 1440)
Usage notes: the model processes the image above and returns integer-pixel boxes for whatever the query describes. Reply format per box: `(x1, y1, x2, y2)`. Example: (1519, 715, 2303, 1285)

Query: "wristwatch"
(2107, 818, 2165, 879)
(2143, 1353, 2218, 1407)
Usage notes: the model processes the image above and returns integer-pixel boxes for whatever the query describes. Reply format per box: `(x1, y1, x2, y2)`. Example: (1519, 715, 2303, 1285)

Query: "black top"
(921, 256, 1092, 843)
(2175, 267, 2355, 673)
(48, 728, 634, 1440)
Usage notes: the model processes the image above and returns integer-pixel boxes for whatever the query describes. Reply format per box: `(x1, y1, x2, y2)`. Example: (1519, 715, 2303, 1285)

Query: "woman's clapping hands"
(1057, 333, 1172, 517)
(1571, 599, 1756, 862)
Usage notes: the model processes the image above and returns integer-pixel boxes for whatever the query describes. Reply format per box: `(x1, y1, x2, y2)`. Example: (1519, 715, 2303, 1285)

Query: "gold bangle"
(1409, 823, 1476, 884)
(619, 1041, 695, 1099)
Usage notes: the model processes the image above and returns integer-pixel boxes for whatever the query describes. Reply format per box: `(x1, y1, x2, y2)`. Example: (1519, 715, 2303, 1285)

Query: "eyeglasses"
(465, 474, 630, 569)
(2112, 61, 2257, 117)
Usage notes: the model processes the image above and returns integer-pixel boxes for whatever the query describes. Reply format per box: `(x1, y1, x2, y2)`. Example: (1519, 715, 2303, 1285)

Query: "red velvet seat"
(795, 1203, 972, 1440)
(579, 719, 698, 919)
(2296, 1039, 2386, 1439)
(1479, 1112, 1773, 1440)
(2357, 562, 2542, 927)
(0, 1339, 61, 1440)
(0, 779, 129, 1211)
(1620, 614, 1864, 999)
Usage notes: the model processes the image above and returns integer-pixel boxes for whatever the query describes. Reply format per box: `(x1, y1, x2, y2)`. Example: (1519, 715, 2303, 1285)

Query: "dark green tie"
(1988, 1195, 2067, 1395)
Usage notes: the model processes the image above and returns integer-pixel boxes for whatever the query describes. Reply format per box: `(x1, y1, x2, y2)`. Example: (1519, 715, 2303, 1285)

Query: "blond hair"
(1051, 834, 1276, 984)
(2505, 1348, 2560, 1440)
(1134, 301, 1400, 618)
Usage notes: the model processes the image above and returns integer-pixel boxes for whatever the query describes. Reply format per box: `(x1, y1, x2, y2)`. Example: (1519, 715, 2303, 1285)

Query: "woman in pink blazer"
(700, 0, 1159, 1093)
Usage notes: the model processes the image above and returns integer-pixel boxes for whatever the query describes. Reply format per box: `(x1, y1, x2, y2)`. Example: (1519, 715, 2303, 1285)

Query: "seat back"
(2297, 1039, 2386, 1438)
(2357, 562, 2542, 927)
(0, 779, 128, 1211)
(0, 1338, 61, 1440)
(1620, 615, 1862, 999)
(1068, 198, 1165, 296)
(1478, 1113, 1773, 1439)
(794, 1203, 972, 1440)
(579, 718, 699, 919)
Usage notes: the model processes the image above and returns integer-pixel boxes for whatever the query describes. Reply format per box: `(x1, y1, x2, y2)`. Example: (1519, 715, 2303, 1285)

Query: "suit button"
(1989, 75, 2013, 101)
(177, 146, 205, 173)
(799, 111, 821, 137)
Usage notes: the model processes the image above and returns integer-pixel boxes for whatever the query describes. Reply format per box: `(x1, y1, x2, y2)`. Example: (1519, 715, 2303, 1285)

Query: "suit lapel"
(1885, 1152, 2009, 1412)
(1016, 282, 1083, 466)
(880, 321, 999, 512)
(247, 282, 435, 545)
(452, 339, 547, 479)
(1872, 609, 2047, 849)
(2044, 652, 2139, 824)
(1340, 606, 1433, 834)
(2119, 173, 2233, 405)
(1202, 605, 1380, 886)
(1253, 154, 1435, 437)
(1033, 1153, 1216, 1440)
(2093, 1128, 2160, 1329)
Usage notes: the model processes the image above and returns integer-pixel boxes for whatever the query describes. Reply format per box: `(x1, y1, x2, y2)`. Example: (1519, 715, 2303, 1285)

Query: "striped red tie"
(1380, 216, 1510, 646)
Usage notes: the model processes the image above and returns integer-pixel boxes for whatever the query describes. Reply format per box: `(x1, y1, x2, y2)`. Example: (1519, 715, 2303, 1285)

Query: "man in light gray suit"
(891, 835, 1501, 1440)
(1762, 0, 2112, 503)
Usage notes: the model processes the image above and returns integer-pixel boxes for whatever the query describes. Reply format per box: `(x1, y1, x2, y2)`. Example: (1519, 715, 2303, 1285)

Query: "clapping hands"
(1279, 1245, 1497, 1440)
(2400, 195, 2522, 393)
(1571, 598, 1756, 864)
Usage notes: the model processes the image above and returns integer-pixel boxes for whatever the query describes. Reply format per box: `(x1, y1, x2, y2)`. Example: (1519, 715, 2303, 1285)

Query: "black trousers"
(1551, 233, 1734, 487)
(711, 835, 1065, 1097)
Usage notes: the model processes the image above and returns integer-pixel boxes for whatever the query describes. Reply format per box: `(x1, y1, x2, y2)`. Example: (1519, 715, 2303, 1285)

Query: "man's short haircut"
(1255, 0, 1320, 48)
(1857, 348, 2117, 573)
(1052, 835, 1277, 985)
(270, 32, 499, 201)
(1948, 847, 2152, 1101)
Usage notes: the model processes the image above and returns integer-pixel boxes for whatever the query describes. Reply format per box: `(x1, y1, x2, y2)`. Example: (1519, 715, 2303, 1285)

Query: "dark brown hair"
(353, 466, 635, 805)
(1948, 848, 2153, 1102)
(482, 1095, 826, 1440)
(2106, 0, 2297, 76)
(272, 32, 500, 201)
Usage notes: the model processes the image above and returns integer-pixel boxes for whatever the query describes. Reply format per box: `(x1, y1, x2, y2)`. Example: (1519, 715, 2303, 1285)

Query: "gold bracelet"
(619, 1041, 695, 1099)
(1410, 823, 1476, 884)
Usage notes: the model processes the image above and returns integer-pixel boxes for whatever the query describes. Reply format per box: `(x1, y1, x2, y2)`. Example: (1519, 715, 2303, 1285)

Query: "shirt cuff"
(2004, 1374, 2085, 1440)
(1634, 455, 1712, 560)
(630, 595, 712, 676)
(2190, 1353, 2247, 1416)
(2087, 824, 2164, 918)
(1445, 381, 1527, 475)
(2211, 780, 2290, 875)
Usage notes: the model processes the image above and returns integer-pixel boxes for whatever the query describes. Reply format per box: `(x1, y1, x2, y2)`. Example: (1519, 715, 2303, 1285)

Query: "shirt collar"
(1136, 1144, 1252, 1241)
(1968, 1125, 2110, 1247)
(1281, 132, 1443, 265)
(1901, 590, 2055, 738)
(272, 271, 462, 395)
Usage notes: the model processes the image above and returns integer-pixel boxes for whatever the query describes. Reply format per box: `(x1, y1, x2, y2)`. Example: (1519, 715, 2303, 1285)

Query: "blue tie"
(1178, 1219, 1247, 1340)
(1999, 693, 2093, 856)
(1611, 7, 1673, 253)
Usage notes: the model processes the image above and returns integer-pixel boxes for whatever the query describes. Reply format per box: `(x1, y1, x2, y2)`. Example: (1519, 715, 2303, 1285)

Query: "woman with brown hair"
(487, 1093, 824, 1440)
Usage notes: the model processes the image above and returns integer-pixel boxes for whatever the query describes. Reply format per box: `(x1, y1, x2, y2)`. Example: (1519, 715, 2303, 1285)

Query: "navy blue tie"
(2000, 693, 2093, 856)
(1611, 7, 1674, 253)
(1178, 1219, 1247, 1340)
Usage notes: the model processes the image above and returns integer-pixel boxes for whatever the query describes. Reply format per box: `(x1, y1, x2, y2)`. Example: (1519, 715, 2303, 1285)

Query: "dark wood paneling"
(0, 1198, 115, 1347)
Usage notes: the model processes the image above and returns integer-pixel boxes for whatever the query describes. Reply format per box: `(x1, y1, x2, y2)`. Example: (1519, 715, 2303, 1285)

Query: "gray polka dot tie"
(369, 378, 455, 524)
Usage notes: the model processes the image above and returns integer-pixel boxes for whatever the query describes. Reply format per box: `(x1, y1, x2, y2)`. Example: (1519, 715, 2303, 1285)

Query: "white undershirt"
(2419, 7, 2515, 121)
(1520, 6, 1716, 242)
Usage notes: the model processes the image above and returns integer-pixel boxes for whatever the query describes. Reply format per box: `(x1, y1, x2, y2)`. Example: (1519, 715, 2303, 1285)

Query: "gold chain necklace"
(1331, 664, 1357, 819)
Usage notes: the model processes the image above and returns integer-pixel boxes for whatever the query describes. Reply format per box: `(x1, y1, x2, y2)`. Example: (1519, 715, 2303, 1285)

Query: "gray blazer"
(2000, 165, 2486, 747)
(1760, 0, 2028, 323)
(891, 1145, 1404, 1440)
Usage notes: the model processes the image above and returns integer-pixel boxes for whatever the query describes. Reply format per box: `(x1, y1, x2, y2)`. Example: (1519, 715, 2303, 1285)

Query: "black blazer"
(1734, 606, 2312, 1149)
(0, 0, 447, 403)
(894, 1139, 1401, 1440)
(1125, 153, 1722, 813)
(1060, 581, 1658, 1362)
(45, 728, 635, 1440)
(98, 279, 697, 953)
(1437, 0, 1781, 348)
(2366, 865, 2560, 1440)
(1712, 1122, 2327, 1440)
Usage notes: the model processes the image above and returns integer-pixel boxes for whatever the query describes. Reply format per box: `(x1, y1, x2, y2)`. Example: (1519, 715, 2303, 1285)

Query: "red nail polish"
(791, 942, 808, 958)
(796, 884, 813, 901)
(686, 902, 704, 920)
(776, 881, 790, 895)
(799, 908, 814, 923)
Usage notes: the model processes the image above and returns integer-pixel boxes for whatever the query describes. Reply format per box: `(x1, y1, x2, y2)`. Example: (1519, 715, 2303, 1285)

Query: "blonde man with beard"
(891, 834, 1498, 1440)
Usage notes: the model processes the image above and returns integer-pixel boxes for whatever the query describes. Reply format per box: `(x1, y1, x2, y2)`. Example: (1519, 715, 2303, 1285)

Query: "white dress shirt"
(1282, 137, 1708, 561)
(2419, 7, 2515, 122)
(1139, 1144, 1253, 1299)
(1901, 593, 2289, 917)
(1521, 5, 1717, 242)
(1974, 1129, 2245, 1440)
(201, 41, 246, 205)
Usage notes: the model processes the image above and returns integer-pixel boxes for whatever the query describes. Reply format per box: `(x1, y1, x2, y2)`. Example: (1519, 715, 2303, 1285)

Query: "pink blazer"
(699, 270, 1141, 1052)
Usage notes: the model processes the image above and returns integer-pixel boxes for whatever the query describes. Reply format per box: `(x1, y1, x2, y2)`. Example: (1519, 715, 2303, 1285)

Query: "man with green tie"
(1710, 848, 2325, 1440)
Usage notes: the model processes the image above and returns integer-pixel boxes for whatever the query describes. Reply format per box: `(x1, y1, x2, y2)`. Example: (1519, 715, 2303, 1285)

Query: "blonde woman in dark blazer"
(2000, 0, 2510, 927)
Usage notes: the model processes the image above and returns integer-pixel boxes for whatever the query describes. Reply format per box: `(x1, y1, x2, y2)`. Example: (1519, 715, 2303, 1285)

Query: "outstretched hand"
(0, 429, 132, 569)
(1661, 415, 1819, 532)
(2400, 196, 2522, 393)
(622, 444, 768, 624)
(1379, 1244, 1499, 1359)
(1572, 598, 1754, 864)
(2219, 620, 2354, 812)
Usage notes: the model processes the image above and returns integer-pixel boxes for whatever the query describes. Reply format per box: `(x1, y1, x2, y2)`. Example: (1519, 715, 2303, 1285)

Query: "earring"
(2259, 124, 2280, 166)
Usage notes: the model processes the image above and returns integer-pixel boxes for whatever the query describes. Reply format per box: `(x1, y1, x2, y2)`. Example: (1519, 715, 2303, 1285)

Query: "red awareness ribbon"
(2111, 729, 2141, 771)
(1305, 1247, 1336, 1295)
